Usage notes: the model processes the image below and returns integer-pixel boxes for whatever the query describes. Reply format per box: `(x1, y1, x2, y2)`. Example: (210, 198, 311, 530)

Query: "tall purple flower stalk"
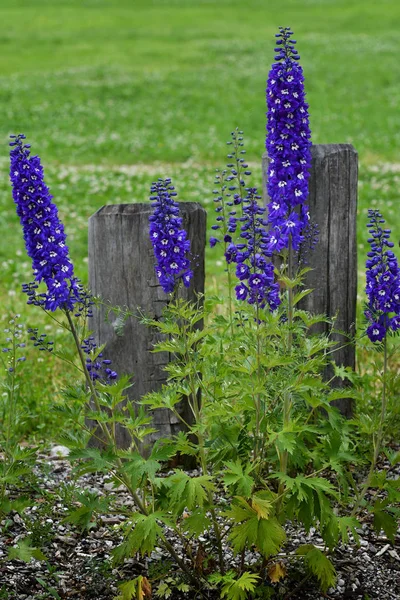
(210, 129, 252, 250)
(149, 178, 193, 294)
(265, 27, 312, 254)
(9, 134, 81, 311)
(365, 209, 400, 342)
(227, 188, 281, 311)
(9, 134, 118, 383)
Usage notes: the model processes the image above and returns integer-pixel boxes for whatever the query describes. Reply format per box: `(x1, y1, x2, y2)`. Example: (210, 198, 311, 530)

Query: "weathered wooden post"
(263, 144, 358, 417)
(88, 202, 207, 450)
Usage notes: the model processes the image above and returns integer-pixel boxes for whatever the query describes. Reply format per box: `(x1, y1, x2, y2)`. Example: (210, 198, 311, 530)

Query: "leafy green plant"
(0, 315, 37, 512)
(4, 23, 400, 598)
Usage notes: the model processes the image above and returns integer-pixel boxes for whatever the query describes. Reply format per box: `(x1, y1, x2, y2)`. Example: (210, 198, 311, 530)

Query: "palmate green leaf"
(333, 363, 356, 383)
(152, 338, 186, 354)
(114, 578, 137, 600)
(385, 449, 400, 466)
(115, 575, 151, 600)
(149, 439, 176, 463)
(181, 508, 212, 536)
(229, 513, 259, 553)
(68, 447, 116, 475)
(373, 507, 397, 543)
(140, 318, 180, 336)
(185, 327, 209, 348)
(227, 498, 285, 557)
(173, 431, 198, 456)
(63, 491, 110, 531)
(220, 572, 260, 600)
(121, 452, 161, 486)
(251, 493, 273, 520)
(292, 475, 336, 499)
(95, 375, 133, 409)
(0, 496, 31, 515)
(113, 512, 165, 562)
(257, 518, 287, 557)
(167, 471, 214, 512)
(223, 460, 255, 497)
(141, 386, 183, 411)
(274, 431, 297, 455)
(296, 545, 336, 592)
(8, 537, 46, 562)
(338, 516, 360, 545)
(295, 310, 332, 328)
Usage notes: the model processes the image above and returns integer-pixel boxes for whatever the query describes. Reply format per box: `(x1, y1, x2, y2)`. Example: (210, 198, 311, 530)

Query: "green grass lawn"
(1, 0, 400, 436)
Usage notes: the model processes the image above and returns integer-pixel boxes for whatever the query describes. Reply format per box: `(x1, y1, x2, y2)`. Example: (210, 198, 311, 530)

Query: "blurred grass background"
(0, 0, 399, 436)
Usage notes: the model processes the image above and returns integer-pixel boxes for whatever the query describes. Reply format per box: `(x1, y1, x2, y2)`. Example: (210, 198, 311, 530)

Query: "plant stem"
(66, 310, 205, 586)
(277, 238, 294, 514)
(254, 302, 262, 460)
(189, 369, 225, 574)
(226, 264, 234, 336)
(351, 334, 388, 516)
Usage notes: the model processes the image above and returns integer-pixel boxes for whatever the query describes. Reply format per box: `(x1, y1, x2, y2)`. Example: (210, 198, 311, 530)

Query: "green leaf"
(113, 512, 165, 561)
(182, 509, 212, 536)
(122, 453, 161, 487)
(220, 572, 260, 600)
(229, 513, 259, 553)
(293, 288, 313, 306)
(297, 545, 336, 592)
(0, 496, 31, 515)
(36, 578, 61, 600)
(223, 460, 255, 497)
(8, 538, 46, 562)
(115, 578, 138, 600)
(227, 498, 285, 557)
(251, 494, 272, 520)
(338, 516, 360, 545)
(68, 447, 116, 475)
(155, 581, 172, 598)
(257, 518, 286, 557)
(373, 508, 397, 543)
(63, 491, 110, 531)
(167, 471, 214, 512)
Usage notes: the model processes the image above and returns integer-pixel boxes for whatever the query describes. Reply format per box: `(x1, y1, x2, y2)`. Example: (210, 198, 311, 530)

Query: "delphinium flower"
(265, 27, 312, 255)
(297, 221, 319, 266)
(365, 209, 400, 342)
(9, 135, 118, 385)
(149, 178, 193, 293)
(81, 336, 118, 381)
(1, 316, 26, 373)
(210, 129, 252, 252)
(228, 187, 281, 311)
(9, 134, 81, 311)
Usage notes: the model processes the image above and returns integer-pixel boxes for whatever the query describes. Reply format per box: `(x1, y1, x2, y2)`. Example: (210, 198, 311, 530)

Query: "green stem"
(351, 334, 388, 516)
(189, 369, 225, 574)
(226, 264, 234, 336)
(254, 302, 262, 460)
(277, 238, 294, 514)
(67, 310, 204, 586)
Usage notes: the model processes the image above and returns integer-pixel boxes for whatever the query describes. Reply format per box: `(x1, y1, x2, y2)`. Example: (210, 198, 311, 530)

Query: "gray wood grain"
(88, 202, 206, 451)
(263, 144, 358, 417)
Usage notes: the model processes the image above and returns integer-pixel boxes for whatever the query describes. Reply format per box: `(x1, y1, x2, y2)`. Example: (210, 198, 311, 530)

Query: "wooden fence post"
(88, 202, 207, 451)
(262, 144, 358, 417)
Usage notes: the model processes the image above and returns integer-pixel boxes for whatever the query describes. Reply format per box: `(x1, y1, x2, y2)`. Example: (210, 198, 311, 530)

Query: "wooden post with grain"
(263, 144, 358, 417)
(88, 202, 207, 450)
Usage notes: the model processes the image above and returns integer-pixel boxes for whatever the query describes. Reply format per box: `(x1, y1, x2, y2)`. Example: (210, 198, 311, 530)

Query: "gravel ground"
(0, 449, 399, 600)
